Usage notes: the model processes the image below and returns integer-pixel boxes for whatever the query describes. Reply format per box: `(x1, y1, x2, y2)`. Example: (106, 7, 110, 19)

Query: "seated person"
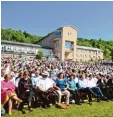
(54, 72, 70, 106)
(36, 71, 57, 108)
(106, 76, 113, 100)
(87, 74, 107, 102)
(78, 74, 93, 105)
(31, 70, 43, 103)
(1, 74, 22, 115)
(18, 71, 34, 111)
(31, 70, 42, 87)
(67, 74, 81, 105)
(97, 75, 108, 96)
(14, 71, 24, 97)
(97, 74, 107, 87)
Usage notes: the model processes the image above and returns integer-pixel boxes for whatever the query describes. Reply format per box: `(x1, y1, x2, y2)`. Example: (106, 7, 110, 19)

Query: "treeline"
(1, 28, 43, 44)
(1, 28, 113, 60)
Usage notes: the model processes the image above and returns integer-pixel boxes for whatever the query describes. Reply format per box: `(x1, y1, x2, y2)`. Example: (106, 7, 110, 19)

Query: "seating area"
(1, 56, 113, 116)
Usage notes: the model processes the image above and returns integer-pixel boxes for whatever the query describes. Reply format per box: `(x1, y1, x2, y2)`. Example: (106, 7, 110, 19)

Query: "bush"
(36, 51, 44, 59)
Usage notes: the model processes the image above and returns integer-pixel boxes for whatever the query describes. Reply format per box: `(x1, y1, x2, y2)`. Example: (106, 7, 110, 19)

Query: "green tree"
(36, 51, 44, 59)
(1, 28, 43, 44)
(111, 49, 113, 61)
(104, 49, 111, 59)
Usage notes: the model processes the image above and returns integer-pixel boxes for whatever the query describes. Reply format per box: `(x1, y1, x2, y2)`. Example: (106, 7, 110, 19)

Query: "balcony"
(65, 48, 73, 53)
(53, 37, 60, 42)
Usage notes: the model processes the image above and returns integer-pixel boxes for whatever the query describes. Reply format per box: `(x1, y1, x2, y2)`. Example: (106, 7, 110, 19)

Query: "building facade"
(1, 40, 53, 58)
(37, 26, 103, 61)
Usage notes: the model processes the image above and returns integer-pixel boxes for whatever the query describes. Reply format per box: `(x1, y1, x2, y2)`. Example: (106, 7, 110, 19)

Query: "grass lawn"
(5, 101, 113, 117)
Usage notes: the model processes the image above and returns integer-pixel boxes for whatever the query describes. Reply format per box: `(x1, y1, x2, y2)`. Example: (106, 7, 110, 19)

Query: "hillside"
(1, 28, 43, 44)
(1, 28, 113, 60)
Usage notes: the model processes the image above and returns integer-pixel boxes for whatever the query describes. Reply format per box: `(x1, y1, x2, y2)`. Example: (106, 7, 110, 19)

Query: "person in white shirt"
(36, 71, 57, 108)
(78, 74, 93, 105)
(31, 70, 42, 86)
(87, 74, 107, 102)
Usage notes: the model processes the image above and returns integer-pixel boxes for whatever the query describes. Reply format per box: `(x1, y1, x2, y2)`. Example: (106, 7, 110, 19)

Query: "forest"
(1, 28, 113, 60)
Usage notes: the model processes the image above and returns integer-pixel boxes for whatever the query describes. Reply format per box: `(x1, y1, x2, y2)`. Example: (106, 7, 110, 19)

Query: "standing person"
(54, 72, 70, 105)
(1, 74, 22, 115)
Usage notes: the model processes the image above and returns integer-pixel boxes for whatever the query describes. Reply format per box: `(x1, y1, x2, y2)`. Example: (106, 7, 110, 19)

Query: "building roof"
(76, 45, 103, 52)
(36, 26, 78, 43)
(61, 25, 78, 31)
(1, 40, 42, 48)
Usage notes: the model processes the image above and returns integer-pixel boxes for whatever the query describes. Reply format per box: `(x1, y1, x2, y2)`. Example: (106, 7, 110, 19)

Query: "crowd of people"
(1, 56, 113, 116)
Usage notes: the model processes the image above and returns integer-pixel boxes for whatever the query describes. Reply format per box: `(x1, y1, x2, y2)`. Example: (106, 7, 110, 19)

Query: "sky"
(1, 1, 113, 40)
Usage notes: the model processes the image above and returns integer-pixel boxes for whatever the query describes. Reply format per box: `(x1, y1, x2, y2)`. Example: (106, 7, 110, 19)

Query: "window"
(65, 41, 72, 49)
(1, 45, 4, 51)
(6, 45, 11, 52)
(54, 30, 61, 38)
(68, 32, 72, 35)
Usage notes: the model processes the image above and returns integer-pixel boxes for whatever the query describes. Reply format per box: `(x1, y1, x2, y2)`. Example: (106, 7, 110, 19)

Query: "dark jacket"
(106, 79, 113, 87)
(18, 78, 33, 98)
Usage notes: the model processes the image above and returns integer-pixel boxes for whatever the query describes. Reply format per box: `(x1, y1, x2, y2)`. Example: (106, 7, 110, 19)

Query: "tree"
(1, 28, 43, 44)
(104, 49, 111, 59)
(111, 49, 113, 61)
(36, 51, 44, 59)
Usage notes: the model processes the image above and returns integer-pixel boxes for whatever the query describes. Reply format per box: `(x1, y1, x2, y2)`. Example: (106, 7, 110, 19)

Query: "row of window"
(77, 49, 101, 54)
(1, 45, 36, 54)
(76, 54, 101, 59)
(1, 45, 53, 56)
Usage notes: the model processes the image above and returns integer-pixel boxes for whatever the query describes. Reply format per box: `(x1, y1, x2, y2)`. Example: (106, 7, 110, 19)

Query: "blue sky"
(1, 1, 113, 40)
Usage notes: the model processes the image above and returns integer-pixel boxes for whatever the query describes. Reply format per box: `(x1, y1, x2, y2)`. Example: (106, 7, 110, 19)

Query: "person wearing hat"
(36, 71, 57, 108)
